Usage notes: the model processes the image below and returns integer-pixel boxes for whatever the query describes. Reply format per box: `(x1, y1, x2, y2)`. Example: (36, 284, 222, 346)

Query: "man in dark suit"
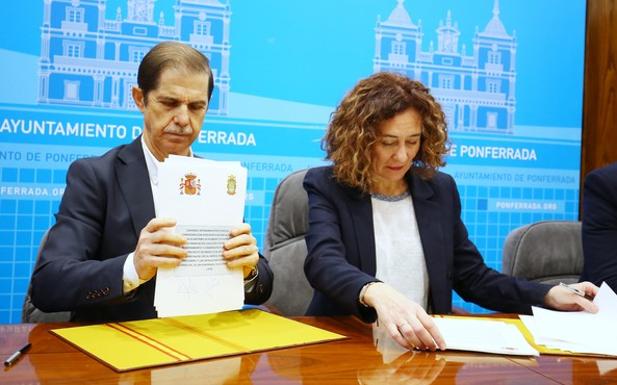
(31, 42, 272, 322)
(580, 162, 617, 290)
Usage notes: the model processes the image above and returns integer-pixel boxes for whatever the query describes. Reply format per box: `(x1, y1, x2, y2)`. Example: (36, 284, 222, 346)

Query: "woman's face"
(371, 108, 422, 188)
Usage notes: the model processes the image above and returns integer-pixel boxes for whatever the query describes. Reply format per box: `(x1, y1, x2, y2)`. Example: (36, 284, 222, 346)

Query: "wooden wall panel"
(582, 0, 617, 181)
(580, 0, 617, 215)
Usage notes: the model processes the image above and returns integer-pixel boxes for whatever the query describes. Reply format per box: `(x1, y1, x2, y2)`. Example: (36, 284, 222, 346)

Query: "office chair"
(22, 230, 71, 323)
(263, 169, 313, 316)
(502, 220, 583, 285)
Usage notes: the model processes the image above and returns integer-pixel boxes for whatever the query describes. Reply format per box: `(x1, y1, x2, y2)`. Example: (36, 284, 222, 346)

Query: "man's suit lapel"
(115, 137, 156, 237)
(408, 174, 447, 293)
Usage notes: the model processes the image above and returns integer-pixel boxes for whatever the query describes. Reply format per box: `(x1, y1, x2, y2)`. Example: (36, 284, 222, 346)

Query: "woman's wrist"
(359, 281, 381, 307)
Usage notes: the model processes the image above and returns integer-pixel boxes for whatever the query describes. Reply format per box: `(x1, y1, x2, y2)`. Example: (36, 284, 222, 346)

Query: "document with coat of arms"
(154, 155, 248, 318)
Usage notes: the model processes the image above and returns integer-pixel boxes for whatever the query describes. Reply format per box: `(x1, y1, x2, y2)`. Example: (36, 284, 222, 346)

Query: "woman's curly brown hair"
(324, 72, 450, 193)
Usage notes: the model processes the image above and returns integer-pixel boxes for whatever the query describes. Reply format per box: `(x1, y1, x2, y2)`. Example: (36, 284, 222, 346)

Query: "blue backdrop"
(0, 0, 586, 322)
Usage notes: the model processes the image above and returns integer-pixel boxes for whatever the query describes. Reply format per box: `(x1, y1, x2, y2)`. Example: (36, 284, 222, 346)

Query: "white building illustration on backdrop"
(38, 0, 230, 115)
(374, 0, 516, 133)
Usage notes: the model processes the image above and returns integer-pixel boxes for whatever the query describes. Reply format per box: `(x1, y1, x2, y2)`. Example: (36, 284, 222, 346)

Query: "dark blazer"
(580, 162, 617, 290)
(31, 137, 272, 323)
(303, 166, 550, 322)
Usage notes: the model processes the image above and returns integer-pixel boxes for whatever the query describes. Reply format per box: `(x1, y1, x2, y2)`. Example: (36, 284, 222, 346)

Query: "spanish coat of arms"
(179, 172, 201, 195)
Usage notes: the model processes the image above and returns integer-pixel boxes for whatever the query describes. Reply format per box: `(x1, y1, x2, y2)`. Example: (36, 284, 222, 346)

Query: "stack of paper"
(372, 316, 540, 362)
(155, 155, 248, 318)
(521, 282, 617, 356)
(432, 317, 539, 356)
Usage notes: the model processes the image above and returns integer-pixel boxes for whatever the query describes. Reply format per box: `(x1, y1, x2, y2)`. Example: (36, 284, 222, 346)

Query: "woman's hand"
(363, 282, 446, 351)
(544, 281, 599, 312)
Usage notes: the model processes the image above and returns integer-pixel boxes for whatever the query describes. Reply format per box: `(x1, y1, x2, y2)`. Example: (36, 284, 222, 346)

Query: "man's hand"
(133, 218, 187, 281)
(223, 223, 259, 278)
(363, 282, 446, 351)
(544, 281, 599, 313)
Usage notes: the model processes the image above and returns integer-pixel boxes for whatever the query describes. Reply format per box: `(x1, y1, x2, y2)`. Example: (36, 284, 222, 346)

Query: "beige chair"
(263, 169, 313, 316)
(22, 231, 71, 322)
(502, 220, 583, 285)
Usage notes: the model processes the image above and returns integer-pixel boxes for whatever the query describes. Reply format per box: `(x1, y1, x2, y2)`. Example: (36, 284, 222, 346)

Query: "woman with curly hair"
(303, 72, 598, 351)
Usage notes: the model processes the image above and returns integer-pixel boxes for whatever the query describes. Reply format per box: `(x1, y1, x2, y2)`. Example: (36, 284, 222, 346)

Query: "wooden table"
(1, 316, 616, 384)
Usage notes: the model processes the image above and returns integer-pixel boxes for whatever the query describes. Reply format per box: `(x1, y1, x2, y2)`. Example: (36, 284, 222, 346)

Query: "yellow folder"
(51, 309, 346, 372)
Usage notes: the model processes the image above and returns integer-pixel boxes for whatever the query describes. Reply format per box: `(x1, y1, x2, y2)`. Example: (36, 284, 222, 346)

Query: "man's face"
(132, 68, 210, 161)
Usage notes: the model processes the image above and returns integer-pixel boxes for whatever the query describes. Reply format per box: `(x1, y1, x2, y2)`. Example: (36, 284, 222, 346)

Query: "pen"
(4, 343, 31, 367)
(559, 282, 587, 298)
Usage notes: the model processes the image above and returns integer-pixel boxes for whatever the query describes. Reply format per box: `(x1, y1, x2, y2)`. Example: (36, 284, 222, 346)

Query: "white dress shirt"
(121, 136, 191, 293)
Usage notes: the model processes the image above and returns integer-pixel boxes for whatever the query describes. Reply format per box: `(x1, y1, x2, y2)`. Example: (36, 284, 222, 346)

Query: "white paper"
(519, 314, 603, 355)
(158, 156, 247, 225)
(154, 156, 247, 317)
(593, 282, 617, 318)
(525, 282, 617, 356)
(432, 317, 539, 356)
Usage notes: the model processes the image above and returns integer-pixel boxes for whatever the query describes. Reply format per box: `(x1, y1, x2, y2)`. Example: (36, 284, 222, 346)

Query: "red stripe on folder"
(105, 323, 192, 361)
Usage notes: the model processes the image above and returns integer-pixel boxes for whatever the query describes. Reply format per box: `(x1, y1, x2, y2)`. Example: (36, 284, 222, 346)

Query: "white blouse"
(371, 194, 429, 310)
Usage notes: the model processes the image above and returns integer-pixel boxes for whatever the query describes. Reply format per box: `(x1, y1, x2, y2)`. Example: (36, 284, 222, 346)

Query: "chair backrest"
(263, 169, 313, 315)
(502, 220, 583, 285)
(22, 230, 72, 323)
